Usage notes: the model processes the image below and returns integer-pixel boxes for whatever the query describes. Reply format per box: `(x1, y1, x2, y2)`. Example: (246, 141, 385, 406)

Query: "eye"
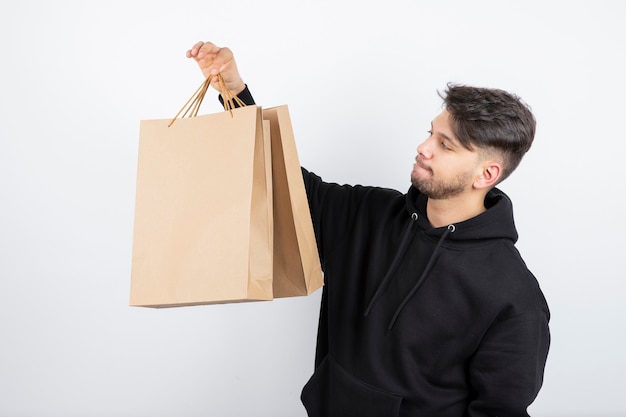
(440, 141, 452, 151)
(427, 130, 433, 137)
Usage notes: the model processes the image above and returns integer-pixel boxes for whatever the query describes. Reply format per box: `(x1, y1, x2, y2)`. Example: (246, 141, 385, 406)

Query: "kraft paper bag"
(130, 105, 274, 307)
(263, 106, 323, 297)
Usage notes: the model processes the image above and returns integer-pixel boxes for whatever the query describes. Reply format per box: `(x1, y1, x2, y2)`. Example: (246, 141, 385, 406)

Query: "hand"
(186, 41, 246, 95)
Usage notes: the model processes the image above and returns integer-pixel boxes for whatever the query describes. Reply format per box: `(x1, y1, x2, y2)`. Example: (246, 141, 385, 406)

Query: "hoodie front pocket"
(301, 355, 402, 417)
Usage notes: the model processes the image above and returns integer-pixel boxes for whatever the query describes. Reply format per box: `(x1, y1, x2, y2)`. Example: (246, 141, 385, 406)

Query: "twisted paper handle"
(168, 73, 246, 127)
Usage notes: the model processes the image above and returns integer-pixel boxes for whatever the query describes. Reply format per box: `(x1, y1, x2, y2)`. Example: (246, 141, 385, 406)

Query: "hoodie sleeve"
(467, 306, 550, 417)
(301, 168, 355, 268)
(301, 168, 385, 270)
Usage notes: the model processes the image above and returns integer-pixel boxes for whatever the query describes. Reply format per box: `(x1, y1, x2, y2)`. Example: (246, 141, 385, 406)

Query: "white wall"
(1, 1, 624, 416)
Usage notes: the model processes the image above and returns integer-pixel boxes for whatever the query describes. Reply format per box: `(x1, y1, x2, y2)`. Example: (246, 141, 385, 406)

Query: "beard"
(411, 169, 472, 200)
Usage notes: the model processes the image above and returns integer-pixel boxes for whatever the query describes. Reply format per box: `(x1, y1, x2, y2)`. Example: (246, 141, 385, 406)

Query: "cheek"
(439, 158, 475, 179)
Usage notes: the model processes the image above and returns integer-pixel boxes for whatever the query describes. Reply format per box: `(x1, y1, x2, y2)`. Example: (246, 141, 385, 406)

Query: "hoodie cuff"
(218, 84, 256, 108)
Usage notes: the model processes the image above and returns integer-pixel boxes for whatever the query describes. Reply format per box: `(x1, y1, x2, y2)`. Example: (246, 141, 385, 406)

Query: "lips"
(414, 157, 430, 172)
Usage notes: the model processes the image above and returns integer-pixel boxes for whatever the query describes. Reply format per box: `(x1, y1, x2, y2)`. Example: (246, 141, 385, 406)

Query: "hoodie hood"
(405, 185, 519, 243)
(364, 185, 519, 330)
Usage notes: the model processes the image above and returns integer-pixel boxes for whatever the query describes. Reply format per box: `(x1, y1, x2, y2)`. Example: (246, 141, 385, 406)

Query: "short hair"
(439, 83, 536, 183)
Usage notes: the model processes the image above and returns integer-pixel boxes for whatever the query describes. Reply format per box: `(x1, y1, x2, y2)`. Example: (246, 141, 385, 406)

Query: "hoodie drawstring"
(363, 213, 419, 317)
(387, 224, 456, 331)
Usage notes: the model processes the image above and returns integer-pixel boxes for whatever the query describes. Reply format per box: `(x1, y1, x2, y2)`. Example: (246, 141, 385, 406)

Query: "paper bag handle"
(168, 74, 246, 127)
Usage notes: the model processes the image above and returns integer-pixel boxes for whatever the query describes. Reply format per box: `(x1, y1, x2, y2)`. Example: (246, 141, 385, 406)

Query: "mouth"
(414, 157, 430, 172)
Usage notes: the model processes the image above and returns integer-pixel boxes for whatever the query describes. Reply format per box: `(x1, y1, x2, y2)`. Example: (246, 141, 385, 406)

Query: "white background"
(1, 1, 625, 416)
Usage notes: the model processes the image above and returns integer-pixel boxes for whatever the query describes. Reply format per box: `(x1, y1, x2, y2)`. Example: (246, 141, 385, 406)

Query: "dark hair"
(439, 83, 536, 183)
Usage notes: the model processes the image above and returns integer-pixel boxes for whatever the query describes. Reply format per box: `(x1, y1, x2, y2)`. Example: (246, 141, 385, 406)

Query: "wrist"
(230, 81, 246, 96)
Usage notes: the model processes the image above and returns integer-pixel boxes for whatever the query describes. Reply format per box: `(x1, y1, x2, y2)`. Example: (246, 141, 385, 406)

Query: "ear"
(474, 161, 502, 190)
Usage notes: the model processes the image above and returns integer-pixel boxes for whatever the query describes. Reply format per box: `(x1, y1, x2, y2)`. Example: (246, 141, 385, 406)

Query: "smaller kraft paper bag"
(263, 106, 323, 298)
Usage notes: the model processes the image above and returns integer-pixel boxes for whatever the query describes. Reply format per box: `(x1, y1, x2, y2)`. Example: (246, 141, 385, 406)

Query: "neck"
(426, 192, 487, 228)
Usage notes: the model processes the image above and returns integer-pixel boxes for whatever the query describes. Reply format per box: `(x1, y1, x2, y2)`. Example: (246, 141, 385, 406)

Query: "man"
(187, 41, 550, 417)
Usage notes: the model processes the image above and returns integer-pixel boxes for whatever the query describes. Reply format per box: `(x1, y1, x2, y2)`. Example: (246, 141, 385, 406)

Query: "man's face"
(411, 110, 482, 200)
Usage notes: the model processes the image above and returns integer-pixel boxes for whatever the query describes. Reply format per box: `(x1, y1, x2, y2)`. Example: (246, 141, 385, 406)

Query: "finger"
(197, 41, 222, 59)
(186, 41, 206, 58)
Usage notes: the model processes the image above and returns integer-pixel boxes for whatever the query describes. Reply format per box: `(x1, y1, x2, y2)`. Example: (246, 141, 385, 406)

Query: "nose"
(417, 139, 432, 159)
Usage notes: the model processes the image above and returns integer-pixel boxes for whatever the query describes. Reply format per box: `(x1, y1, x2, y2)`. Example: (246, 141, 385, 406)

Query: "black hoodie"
(221, 88, 550, 416)
(300, 169, 550, 417)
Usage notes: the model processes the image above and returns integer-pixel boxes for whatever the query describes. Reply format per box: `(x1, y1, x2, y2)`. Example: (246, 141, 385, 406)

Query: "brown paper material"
(130, 106, 273, 307)
(130, 104, 322, 308)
